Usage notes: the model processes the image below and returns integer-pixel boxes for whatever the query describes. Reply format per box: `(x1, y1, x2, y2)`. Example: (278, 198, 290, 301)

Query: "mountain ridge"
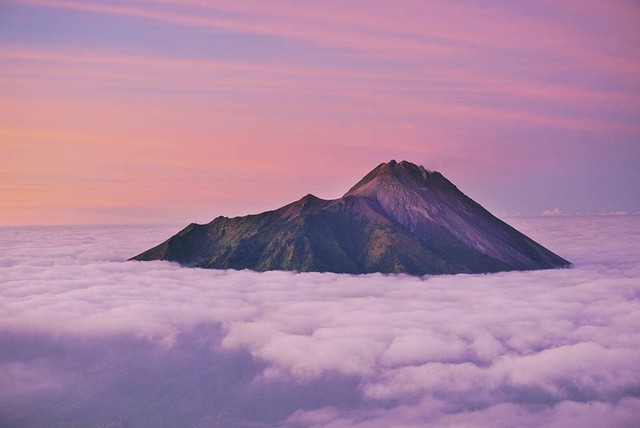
(130, 160, 570, 275)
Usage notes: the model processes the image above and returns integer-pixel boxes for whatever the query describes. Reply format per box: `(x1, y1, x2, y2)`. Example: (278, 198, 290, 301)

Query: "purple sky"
(1, 0, 639, 224)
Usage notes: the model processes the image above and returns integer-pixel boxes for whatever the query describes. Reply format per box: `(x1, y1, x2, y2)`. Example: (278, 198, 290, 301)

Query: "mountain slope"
(131, 160, 569, 275)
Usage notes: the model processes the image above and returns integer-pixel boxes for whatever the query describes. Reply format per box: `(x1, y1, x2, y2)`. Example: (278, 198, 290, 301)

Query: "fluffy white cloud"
(542, 208, 564, 216)
(0, 215, 639, 427)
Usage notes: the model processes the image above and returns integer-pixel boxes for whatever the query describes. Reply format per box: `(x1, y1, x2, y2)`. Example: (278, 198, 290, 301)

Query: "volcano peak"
(344, 160, 433, 198)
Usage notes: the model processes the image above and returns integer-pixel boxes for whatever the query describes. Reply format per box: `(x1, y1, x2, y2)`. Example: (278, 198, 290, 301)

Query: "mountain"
(130, 160, 570, 275)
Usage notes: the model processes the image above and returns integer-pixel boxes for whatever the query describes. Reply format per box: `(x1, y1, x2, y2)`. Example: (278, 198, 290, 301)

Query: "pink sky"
(1, 0, 639, 225)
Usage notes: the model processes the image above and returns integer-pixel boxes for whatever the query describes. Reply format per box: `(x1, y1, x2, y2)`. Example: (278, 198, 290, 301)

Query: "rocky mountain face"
(130, 160, 570, 275)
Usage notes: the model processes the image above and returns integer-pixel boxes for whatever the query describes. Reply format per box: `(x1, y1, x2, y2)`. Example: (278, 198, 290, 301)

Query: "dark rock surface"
(130, 160, 570, 275)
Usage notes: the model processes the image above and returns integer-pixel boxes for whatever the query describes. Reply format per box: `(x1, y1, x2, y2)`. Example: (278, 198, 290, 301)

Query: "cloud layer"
(1, 216, 639, 427)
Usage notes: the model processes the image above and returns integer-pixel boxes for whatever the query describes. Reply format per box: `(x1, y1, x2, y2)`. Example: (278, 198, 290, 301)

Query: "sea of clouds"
(1, 215, 639, 427)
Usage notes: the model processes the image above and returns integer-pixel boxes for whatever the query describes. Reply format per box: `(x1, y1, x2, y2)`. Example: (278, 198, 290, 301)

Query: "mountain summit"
(131, 160, 569, 275)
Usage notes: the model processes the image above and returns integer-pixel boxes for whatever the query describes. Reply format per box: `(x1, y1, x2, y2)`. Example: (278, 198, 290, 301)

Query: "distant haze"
(1, 1, 639, 225)
(1, 215, 639, 426)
